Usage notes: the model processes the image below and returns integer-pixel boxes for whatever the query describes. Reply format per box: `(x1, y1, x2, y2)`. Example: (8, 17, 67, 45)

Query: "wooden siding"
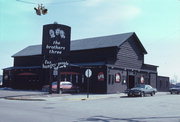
(157, 76, 169, 91)
(114, 36, 144, 69)
(14, 56, 42, 67)
(70, 47, 116, 63)
(107, 68, 127, 93)
(142, 64, 157, 71)
(149, 73, 157, 88)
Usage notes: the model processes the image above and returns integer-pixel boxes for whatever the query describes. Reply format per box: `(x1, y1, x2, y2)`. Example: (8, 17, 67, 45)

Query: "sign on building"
(98, 72, 104, 81)
(42, 23, 71, 69)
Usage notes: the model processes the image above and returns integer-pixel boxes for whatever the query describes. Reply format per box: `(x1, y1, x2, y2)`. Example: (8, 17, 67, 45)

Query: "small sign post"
(53, 68, 58, 76)
(85, 69, 92, 98)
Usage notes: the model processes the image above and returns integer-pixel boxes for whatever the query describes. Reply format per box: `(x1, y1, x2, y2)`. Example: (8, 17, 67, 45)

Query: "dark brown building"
(3, 32, 168, 93)
(157, 76, 170, 91)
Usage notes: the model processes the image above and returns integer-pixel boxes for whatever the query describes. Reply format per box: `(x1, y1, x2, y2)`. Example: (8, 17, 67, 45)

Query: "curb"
(5, 97, 46, 101)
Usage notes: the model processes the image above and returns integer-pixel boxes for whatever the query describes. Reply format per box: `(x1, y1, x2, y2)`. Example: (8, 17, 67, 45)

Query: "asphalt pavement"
(0, 88, 169, 101)
(0, 90, 179, 122)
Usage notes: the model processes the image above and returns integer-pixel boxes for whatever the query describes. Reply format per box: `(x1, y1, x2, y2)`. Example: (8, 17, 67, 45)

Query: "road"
(0, 92, 180, 122)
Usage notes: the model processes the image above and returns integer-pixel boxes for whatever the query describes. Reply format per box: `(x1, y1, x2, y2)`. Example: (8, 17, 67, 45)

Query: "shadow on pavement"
(78, 115, 180, 122)
(0, 88, 46, 99)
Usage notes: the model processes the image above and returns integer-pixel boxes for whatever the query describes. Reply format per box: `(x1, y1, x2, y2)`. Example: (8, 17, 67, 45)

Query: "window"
(70, 74, 72, 82)
(112, 75, 115, 85)
(82, 75, 84, 84)
(76, 75, 78, 83)
(108, 75, 111, 84)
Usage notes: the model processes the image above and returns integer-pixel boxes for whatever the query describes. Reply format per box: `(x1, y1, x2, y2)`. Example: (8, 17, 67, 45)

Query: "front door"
(128, 75, 135, 89)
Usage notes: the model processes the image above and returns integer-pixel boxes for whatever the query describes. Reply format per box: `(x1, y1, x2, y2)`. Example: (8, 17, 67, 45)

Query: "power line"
(16, 0, 36, 4)
(16, 0, 87, 5)
(16, 0, 87, 16)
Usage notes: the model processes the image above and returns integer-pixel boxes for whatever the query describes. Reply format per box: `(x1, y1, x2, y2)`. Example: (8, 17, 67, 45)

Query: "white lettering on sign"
(44, 60, 51, 65)
(49, 50, 62, 54)
(46, 45, 65, 50)
(53, 40, 60, 45)
(49, 28, 65, 39)
(43, 60, 69, 69)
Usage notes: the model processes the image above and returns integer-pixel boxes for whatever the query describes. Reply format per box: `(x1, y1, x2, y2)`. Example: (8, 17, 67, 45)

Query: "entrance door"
(128, 75, 135, 89)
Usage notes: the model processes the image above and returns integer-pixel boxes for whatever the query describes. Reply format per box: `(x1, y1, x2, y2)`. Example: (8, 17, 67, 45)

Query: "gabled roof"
(12, 45, 42, 57)
(12, 32, 147, 57)
(71, 32, 134, 51)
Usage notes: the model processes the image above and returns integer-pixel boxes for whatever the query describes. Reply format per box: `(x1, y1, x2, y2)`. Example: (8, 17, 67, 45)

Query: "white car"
(42, 81, 80, 93)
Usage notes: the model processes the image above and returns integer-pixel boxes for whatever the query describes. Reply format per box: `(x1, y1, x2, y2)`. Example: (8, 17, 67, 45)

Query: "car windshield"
(135, 84, 145, 88)
(174, 86, 180, 88)
(61, 82, 72, 85)
(52, 82, 57, 85)
(51, 82, 72, 85)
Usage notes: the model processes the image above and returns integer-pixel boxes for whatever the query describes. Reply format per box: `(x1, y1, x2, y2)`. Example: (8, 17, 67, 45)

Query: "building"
(157, 76, 170, 91)
(3, 32, 169, 93)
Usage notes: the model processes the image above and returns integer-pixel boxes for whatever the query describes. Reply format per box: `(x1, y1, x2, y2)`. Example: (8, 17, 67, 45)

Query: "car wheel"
(59, 89, 63, 94)
(151, 92, 155, 96)
(151, 92, 154, 96)
(141, 92, 145, 97)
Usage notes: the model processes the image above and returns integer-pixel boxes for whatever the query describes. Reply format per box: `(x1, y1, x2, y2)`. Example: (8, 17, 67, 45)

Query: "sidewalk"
(4, 93, 124, 101)
(0, 88, 169, 101)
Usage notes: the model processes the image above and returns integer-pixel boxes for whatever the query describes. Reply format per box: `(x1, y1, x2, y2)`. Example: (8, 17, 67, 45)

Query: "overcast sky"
(0, 0, 180, 82)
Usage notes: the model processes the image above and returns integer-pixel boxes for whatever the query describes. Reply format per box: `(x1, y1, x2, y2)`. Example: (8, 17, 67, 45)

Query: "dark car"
(125, 84, 157, 97)
(42, 81, 80, 93)
(169, 86, 180, 94)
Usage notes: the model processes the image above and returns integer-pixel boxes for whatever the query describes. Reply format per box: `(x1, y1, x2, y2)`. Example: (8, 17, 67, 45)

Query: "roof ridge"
(12, 32, 137, 57)
(72, 32, 134, 42)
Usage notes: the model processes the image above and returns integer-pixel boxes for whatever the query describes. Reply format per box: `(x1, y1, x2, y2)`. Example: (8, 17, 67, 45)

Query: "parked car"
(169, 85, 180, 94)
(0, 75, 2, 87)
(42, 81, 80, 93)
(125, 84, 157, 97)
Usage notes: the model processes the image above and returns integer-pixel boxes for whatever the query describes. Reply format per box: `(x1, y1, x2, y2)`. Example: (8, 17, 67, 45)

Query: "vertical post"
(85, 69, 92, 99)
(49, 68, 52, 94)
(87, 78, 89, 98)
(126, 70, 129, 89)
(57, 68, 60, 94)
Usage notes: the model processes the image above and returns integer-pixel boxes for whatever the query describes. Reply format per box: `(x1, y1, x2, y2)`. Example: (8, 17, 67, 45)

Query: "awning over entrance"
(72, 62, 106, 67)
(3, 62, 105, 71)
(3, 66, 41, 70)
